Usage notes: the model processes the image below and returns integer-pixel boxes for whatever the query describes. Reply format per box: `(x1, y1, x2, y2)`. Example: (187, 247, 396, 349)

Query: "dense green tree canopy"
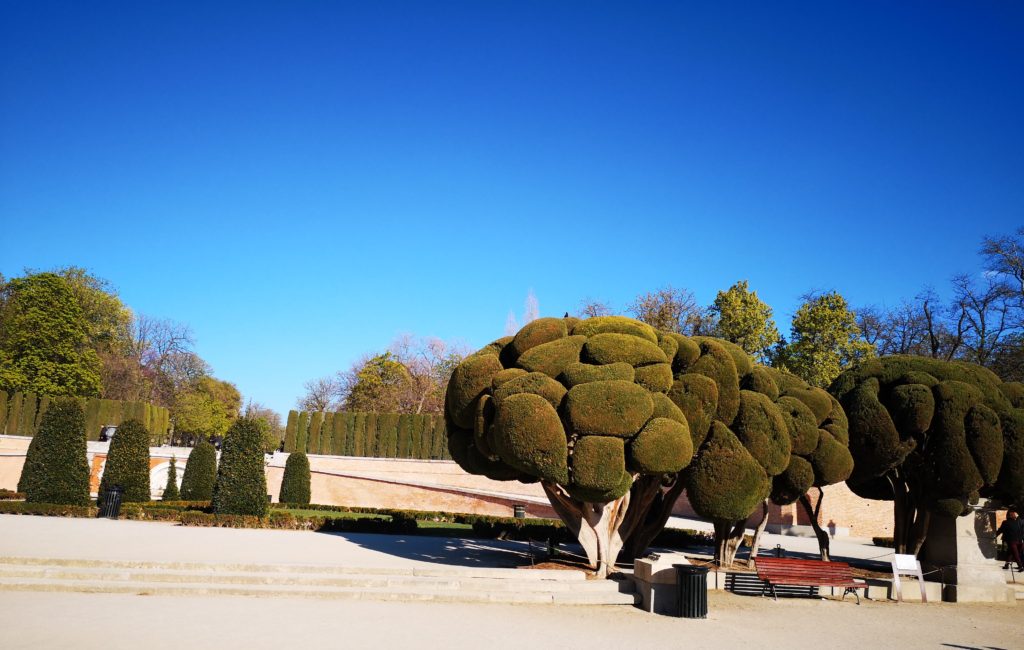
(781, 291, 874, 388)
(0, 273, 102, 396)
(831, 355, 1024, 554)
(709, 280, 781, 363)
(279, 451, 311, 505)
(212, 418, 269, 517)
(179, 439, 217, 501)
(18, 397, 91, 505)
(98, 418, 151, 504)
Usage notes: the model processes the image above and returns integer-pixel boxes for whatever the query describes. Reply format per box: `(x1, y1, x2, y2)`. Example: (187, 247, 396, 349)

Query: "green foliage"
(308, 411, 323, 455)
(179, 440, 217, 501)
(0, 273, 101, 396)
(343, 352, 411, 412)
(509, 317, 567, 359)
(560, 362, 634, 387)
(833, 355, 1022, 514)
(516, 335, 586, 377)
(493, 372, 567, 410)
(279, 452, 311, 505)
(98, 418, 151, 504)
(687, 339, 740, 424)
(732, 390, 791, 476)
(709, 280, 781, 364)
(583, 333, 668, 366)
(570, 436, 628, 493)
(212, 418, 268, 517)
(780, 291, 875, 388)
(284, 410, 298, 452)
(565, 380, 654, 437)
(571, 315, 659, 343)
(163, 456, 180, 501)
(628, 417, 692, 474)
(686, 422, 770, 522)
(295, 411, 309, 452)
(172, 390, 229, 443)
(771, 456, 815, 505)
(491, 393, 569, 483)
(18, 398, 90, 505)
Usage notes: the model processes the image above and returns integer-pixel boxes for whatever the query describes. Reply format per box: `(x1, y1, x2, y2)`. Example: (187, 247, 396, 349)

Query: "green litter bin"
(674, 564, 708, 618)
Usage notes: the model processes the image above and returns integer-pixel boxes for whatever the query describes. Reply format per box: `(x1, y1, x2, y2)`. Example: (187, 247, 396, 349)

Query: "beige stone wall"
(0, 434, 896, 534)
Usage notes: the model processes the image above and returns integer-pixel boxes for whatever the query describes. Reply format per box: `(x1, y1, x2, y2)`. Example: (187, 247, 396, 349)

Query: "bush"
(98, 419, 151, 506)
(163, 456, 180, 501)
(279, 452, 311, 505)
(180, 440, 217, 500)
(0, 501, 97, 517)
(873, 536, 895, 548)
(18, 398, 90, 506)
(0, 488, 25, 500)
(212, 419, 269, 517)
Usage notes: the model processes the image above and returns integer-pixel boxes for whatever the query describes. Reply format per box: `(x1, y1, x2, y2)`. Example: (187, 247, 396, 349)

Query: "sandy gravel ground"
(2, 589, 1018, 650)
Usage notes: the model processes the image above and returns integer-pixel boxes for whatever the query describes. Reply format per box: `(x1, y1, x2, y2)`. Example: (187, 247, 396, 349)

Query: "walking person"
(997, 510, 1024, 571)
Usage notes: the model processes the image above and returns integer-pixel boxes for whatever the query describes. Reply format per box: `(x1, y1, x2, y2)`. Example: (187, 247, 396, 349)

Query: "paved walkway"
(0, 515, 537, 569)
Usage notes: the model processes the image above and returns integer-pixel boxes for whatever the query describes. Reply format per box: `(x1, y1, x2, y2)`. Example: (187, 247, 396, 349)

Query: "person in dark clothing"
(997, 510, 1023, 571)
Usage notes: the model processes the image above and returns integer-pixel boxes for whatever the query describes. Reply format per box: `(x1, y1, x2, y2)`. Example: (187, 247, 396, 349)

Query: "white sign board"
(891, 553, 927, 603)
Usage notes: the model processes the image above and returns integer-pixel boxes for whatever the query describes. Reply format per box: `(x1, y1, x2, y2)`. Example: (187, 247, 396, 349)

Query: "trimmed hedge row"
(0, 489, 25, 500)
(0, 501, 98, 517)
(0, 389, 170, 444)
(282, 410, 450, 460)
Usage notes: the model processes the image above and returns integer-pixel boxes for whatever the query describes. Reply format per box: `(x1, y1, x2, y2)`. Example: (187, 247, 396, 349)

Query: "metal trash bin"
(99, 485, 124, 519)
(674, 564, 709, 618)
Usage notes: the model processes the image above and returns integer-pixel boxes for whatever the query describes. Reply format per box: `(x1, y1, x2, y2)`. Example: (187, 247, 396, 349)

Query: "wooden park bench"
(755, 557, 867, 604)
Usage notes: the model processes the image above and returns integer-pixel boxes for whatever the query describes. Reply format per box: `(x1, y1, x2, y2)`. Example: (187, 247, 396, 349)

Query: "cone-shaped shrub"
(99, 419, 151, 505)
(18, 398, 90, 505)
(163, 456, 180, 500)
(180, 440, 217, 501)
(279, 451, 311, 505)
(212, 419, 268, 517)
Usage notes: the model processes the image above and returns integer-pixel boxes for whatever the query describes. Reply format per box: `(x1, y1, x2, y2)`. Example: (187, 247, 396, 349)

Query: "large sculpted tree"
(832, 355, 1024, 555)
(444, 316, 854, 574)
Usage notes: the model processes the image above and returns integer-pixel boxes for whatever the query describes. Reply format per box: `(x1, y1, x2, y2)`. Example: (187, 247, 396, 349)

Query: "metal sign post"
(891, 553, 927, 603)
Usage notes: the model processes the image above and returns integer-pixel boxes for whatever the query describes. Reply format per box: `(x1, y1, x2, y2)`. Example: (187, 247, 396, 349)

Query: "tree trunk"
(713, 519, 747, 567)
(541, 482, 630, 578)
(746, 500, 771, 569)
(798, 488, 831, 562)
(619, 475, 686, 561)
(909, 504, 931, 556)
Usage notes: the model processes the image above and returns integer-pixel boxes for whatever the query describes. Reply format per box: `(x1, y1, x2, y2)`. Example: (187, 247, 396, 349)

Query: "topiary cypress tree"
(18, 397, 90, 505)
(295, 411, 309, 453)
(308, 411, 323, 455)
(279, 451, 311, 505)
(99, 418, 152, 506)
(163, 456, 180, 500)
(284, 410, 298, 452)
(212, 418, 268, 517)
(180, 440, 217, 501)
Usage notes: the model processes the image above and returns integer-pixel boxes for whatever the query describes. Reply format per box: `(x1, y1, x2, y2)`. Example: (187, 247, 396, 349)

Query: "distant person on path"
(997, 510, 1023, 571)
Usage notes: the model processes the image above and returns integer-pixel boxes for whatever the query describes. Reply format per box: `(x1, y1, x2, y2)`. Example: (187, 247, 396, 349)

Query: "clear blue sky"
(1, 1, 1021, 416)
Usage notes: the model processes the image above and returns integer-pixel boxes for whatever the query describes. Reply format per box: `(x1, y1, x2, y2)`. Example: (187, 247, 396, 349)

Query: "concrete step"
(0, 556, 584, 581)
(0, 556, 636, 606)
(0, 565, 615, 592)
(0, 576, 637, 605)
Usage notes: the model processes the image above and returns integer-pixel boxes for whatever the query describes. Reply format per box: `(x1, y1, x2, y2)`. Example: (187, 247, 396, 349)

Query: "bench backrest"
(755, 557, 853, 581)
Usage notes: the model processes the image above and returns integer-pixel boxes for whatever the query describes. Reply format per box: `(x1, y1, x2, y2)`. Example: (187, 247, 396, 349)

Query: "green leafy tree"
(98, 418, 151, 505)
(18, 398, 90, 505)
(179, 440, 217, 500)
(0, 273, 102, 395)
(709, 280, 781, 363)
(279, 451, 311, 504)
(781, 291, 875, 387)
(163, 456, 180, 500)
(172, 390, 229, 443)
(212, 418, 268, 517)
(341, 352, 411, 412)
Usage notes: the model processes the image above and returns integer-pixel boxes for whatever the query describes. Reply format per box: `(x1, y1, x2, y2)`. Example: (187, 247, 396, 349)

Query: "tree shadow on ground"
(314, 529, 567, 569)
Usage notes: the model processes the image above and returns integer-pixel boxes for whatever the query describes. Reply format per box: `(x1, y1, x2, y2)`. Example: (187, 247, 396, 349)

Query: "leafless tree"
(953, 273, 1016, 367)
(576, 298, 614, 318)
(627, 286, 710, 334)
(920, 288, 968, 361)
(523, 290, 540, 324)
(857, 300, 929, 356)
(297, 375, 340, 412)
(981, 227, 1024, 303)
